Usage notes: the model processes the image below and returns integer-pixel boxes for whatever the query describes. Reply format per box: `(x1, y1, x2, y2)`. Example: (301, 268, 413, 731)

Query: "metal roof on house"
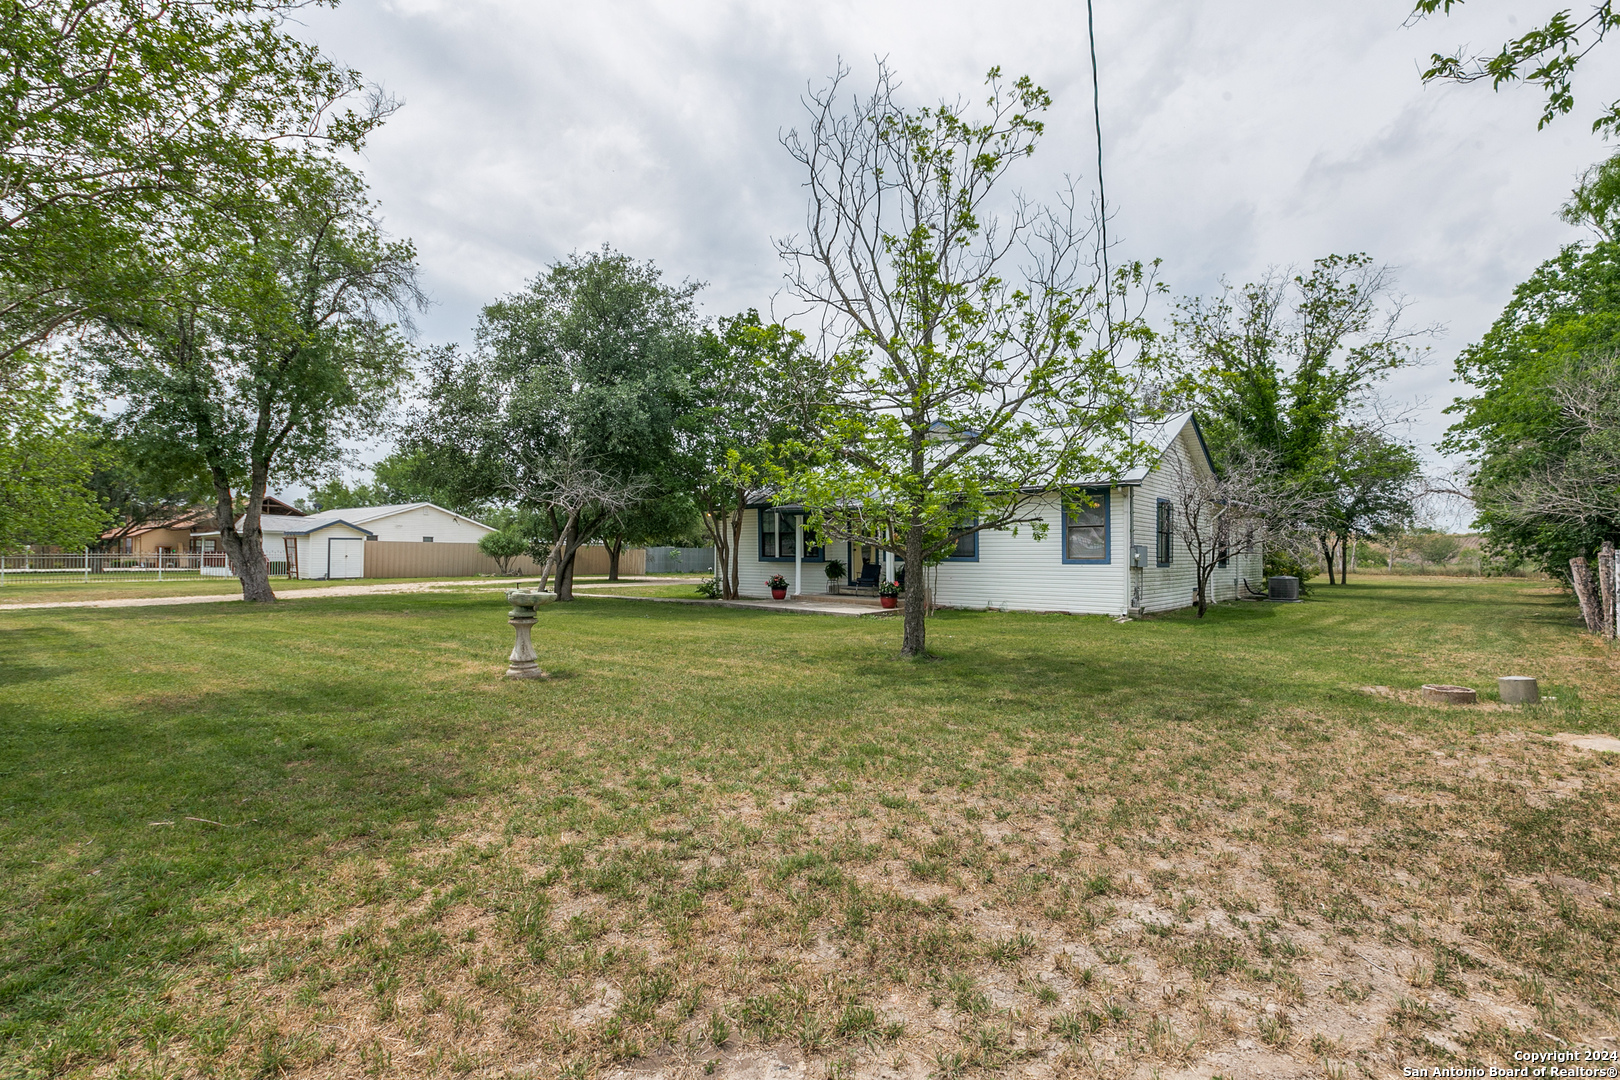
(746, 411, 1211, 507)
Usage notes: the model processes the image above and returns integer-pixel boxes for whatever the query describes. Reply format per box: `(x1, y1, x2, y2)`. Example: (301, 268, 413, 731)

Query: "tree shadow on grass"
(0, 678, 476, 1056)
(0, 625, 79, 686)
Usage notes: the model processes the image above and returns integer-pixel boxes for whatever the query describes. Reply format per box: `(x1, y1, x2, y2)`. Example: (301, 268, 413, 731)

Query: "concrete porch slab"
(587, 593, 900, 617)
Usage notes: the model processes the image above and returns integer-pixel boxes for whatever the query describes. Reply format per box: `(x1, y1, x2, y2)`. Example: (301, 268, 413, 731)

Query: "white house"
(731, 412, 1265, 617)
(196, 502, 496, 580)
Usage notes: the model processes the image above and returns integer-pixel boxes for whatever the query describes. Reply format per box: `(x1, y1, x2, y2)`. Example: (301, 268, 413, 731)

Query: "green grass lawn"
(582, 581, 721, 599)
(0, 578, 1615, 1078)
(0, 575, 621, 606)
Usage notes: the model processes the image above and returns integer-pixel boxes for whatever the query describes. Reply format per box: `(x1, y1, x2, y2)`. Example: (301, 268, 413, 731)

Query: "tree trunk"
(606, 536, 624, 582)
(1339, 531, 1350, 583)
(556, 515, 582, 601)
(1196, 566, 1210, 617)
(729, 489, 745, 600)
(1600, 540, 1617, 640)
(900, 515, 927, 657)
(1571, 557, 1602, 632)
(213, 471, 275, 602)
(1319, 535, 1337, 586)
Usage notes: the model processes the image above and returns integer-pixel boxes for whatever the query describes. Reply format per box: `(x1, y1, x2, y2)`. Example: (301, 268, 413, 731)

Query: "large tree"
(88, 162, 422, 600)
(777, 63, 1158, 657)
(1307, 424, 1424, 584)
(1176, 254, 1428, 581)
(434, 248, 702, 600)
(1, 0, 390, 361)
(679, 312, 825, 600)
(0, 356, 107, 552)
(1444, 237, 1620, 581)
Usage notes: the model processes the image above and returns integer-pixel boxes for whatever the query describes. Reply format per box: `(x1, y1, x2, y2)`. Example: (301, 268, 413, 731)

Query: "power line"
(1086, 0, 1111, 332)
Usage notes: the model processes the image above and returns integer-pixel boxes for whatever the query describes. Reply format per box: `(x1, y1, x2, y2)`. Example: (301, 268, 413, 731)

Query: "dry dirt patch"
(100, 721, 1620, 1080)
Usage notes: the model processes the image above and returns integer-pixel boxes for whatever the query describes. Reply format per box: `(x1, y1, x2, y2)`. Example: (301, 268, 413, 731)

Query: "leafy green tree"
(297, 476, 389, 513)
(438, 248, 701, 600)
(678, 312, 824, 599)
(88, 162, 422, 601)
(1412, 2, 1620, 135)
(600, 493, 700, 580)
(384, 344, 510, 516)
(1562, 150, 1620, 240)
(85, 422, 207, 548)
(778, 63, 1159, 656)
(477, 527, 527, 575)
(1, 0, 391, 361)
(1413, 530, 1464, 568)
(1176, 254, 1428, 582)
(1177, 254, 1426, 476)
(1308, 425, 1423, 583)
(0, 358, 107, 551)
(1443, 238, 1620, 579)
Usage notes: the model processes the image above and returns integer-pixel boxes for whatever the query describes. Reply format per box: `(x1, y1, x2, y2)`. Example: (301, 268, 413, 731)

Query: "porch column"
(794, 515, 803, 596)
(884, 524, 894, 583)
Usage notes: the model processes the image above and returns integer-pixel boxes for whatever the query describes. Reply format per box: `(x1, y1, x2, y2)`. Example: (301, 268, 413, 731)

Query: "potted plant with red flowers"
(877, 579, 900, 608)
(768, 573, 790, 600)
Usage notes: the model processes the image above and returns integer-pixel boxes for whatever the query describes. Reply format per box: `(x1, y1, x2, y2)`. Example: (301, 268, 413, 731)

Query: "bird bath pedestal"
(504, 589, 556, 679)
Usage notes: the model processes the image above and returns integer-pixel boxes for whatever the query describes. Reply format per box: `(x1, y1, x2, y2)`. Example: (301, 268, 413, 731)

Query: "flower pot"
(880, 595, 897, 609)
(771, 588, 787, 600)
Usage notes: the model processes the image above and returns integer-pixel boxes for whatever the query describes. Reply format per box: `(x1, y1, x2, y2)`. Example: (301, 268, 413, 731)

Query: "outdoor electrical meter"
(1131, 545, 1147, 567)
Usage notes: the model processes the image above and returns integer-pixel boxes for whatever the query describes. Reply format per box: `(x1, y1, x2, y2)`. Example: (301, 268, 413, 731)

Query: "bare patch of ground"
(99, 722, 1620, 1080)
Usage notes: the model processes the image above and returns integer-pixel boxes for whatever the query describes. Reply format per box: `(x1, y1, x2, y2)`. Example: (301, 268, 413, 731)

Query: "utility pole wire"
(1087, 0, 1111, 333)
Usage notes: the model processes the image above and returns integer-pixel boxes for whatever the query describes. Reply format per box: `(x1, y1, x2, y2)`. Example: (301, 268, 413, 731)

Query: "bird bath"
(504, 588, 556, 679)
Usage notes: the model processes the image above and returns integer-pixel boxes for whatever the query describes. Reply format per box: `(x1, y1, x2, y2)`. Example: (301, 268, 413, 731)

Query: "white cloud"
(293, 0, 1618, 525)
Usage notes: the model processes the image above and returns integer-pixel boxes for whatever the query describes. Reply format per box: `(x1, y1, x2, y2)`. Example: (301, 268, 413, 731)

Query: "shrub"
(1264, 548, 1315, 595)
(696, 577, 722, 598)
(478, 529, 527, 575)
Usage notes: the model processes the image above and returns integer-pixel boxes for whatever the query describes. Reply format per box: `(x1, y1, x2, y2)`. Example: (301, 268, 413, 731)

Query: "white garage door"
(328, 537, 365, 579)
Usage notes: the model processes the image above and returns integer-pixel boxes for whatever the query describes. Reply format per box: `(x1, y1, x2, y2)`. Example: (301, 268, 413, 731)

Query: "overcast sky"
(295, 0, 1617, 525)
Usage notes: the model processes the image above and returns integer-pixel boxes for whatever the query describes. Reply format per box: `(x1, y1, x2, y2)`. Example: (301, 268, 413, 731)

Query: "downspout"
(794, 515, 803, 597)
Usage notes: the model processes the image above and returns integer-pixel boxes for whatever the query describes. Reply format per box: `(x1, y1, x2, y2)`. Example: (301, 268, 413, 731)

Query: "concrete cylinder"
(1422, 684, 1477, 705)
(1498, 676, 1539, 705)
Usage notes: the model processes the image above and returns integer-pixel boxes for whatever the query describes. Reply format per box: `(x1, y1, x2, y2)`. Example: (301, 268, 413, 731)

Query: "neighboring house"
(733, 411, 1264, 616)
(194, 502, 495, 579)
(101, 497, 304, 555)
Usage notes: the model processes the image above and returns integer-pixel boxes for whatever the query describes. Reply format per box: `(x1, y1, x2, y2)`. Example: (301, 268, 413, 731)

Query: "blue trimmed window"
(1062, 489, 1111, 564)
(758, 508, 824, 562)
(1156, 498, 1174, 566)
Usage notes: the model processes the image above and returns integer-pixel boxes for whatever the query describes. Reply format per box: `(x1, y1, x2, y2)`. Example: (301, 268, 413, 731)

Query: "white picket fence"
(0, 551, 286, 585)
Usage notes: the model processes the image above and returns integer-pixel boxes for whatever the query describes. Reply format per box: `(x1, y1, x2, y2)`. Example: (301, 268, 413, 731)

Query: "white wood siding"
(736, 510, 836, 598)
(733, 420, 1265, 616)
(292, 524, 372, 579)
(1124, 424, 1265, 613)
(362, 506, 491, 544)
(927, 491, 1128, 614)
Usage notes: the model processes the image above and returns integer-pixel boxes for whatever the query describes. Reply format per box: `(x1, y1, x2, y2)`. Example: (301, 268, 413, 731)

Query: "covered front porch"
(755, 503, 901, 599)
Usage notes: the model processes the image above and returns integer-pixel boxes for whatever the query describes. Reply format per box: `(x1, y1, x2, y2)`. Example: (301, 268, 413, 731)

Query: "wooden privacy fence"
(360, 541, 645, 579)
